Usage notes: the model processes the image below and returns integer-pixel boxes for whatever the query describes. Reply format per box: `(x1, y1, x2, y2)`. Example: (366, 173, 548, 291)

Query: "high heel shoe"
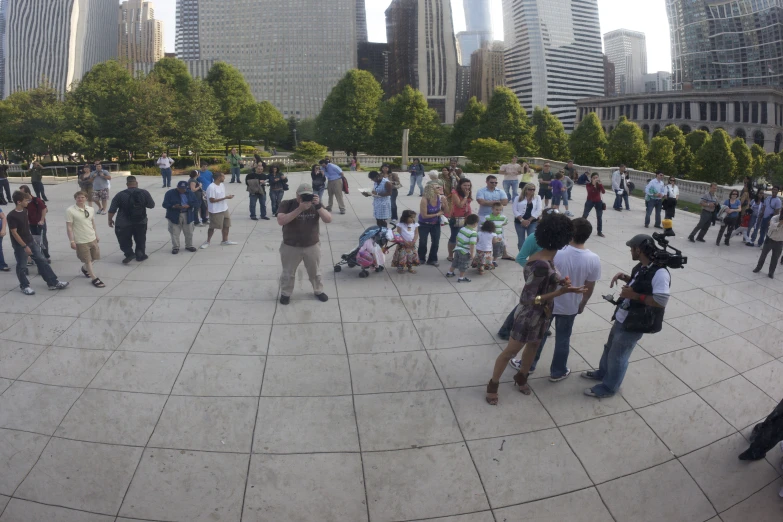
(486, 379, 499, 405)
(513, 371, 532, 395)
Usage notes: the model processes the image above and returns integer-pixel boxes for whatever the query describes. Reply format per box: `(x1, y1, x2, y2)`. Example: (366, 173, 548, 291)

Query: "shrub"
(466, 138, 516, 171)
(291, 141, 328, 164)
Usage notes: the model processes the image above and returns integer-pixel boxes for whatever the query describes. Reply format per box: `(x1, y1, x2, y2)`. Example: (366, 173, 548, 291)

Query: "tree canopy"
(482, 87, 536, 156)
(371, 86, 444, 155)
(449, 97, 486, 156)
(655, 125, 692, 177)
(646, 136, 676, 176)
(569, 113, 607, 166)
(606, 116, 647, 168)
(685, 130, 709, 155)
(730, 137, 753, 183)
(531, 107, 569, 161)
(315, 70, 383, 156)
(205, 61, 258, 149)
(693, 129, 736, 185)
(466, 138, 515, 170)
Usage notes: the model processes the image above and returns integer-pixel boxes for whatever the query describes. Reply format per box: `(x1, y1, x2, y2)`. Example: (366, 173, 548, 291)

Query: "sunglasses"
(78, 207, 90, 219)
(526, 188, 535, 191)
(489, 182, 498, 185)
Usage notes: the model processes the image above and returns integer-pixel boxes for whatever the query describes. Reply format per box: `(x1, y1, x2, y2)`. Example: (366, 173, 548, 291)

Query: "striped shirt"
(485, 213, 508, 237)
(454, 226, 478, 254)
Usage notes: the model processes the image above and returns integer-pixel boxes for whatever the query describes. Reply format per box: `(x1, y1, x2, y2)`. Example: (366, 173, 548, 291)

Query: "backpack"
(128, 190, 147, 224)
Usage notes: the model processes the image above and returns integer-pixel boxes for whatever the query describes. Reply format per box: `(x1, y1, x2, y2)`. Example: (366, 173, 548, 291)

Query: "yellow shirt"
(65, 204, 96, 244)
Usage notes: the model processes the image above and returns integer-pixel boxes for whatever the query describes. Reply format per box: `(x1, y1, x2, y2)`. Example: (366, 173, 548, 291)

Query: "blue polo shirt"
(763, 196, 782, 218)
(476, 187, 508, 217)
(198, 170, 213, 192)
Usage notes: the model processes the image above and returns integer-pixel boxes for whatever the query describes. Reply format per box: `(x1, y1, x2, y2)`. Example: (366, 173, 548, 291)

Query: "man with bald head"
(108, 176, 155, 264)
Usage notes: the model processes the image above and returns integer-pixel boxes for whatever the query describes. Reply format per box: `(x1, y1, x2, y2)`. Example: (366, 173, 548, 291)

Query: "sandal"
(447, 257, 454, 262)
(408, 267, 417, 274)
(513, 371, 531, 395)
(486, 379, 499, 405)
(91, 278, 105, 288)
(81, 266, 90, 278)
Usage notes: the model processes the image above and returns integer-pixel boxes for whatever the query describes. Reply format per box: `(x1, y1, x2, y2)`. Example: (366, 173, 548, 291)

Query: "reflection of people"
(276, 183, 332, 305)
(583, 234, 670, 398)
(486, 213, 586, 404)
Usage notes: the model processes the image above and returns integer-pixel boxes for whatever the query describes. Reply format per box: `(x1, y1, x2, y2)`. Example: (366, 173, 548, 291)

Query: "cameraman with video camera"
(582, 234, 674, 398)
(276, 183, 332, 305)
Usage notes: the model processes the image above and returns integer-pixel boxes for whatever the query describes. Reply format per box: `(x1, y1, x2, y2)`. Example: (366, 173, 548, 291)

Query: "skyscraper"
(358, 42, 388, 89)
(470, 41, 505, 105)
(604, 29, 647, 94)
(502, 0, 604, 130)
(175, 0, 357, 119)
(456, 65, 471, 114)
(0, 0, 6, 99)
(4, 0, 116, 97)
(667, 0, 783, 90)
(386, 0, 458, 124)
(119, 0, 164, 71)
(356, 0, 368, 43)
(603, 54, 616, 97)
(457, 0, 492, 66)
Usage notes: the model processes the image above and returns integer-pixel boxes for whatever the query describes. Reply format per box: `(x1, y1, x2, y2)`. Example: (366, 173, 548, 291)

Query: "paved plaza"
(0, 170, 781, 521)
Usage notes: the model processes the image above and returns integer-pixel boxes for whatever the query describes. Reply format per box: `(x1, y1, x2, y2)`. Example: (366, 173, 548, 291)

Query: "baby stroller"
(334, 224, 396, 278)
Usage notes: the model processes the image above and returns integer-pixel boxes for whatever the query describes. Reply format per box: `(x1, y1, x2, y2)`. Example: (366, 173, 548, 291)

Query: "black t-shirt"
(279, 199, 320, 247)
(7, 209, 33, 246)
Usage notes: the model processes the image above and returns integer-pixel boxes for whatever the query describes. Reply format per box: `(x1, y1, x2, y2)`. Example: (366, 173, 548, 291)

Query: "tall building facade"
(386, 0, 458, 124)
(0, 0, 6, 99)
(358, 42, 388, 89)
(470, 42, 505, 104)
(644, 71, 672, 93)
(175, 0, 199, 59)
(604, 29, 647, 94)
(175, 0, 357, 119)
(603, 54, 616, 96)
(457, 0, 493, 66)
(4, 0, 116, 96)
(502, 0, 604, 130)
(456, 65, 471, 114)
(667, 0, 783, 90)
(356, 0, 367, 43)
(119, 0, 164, 71)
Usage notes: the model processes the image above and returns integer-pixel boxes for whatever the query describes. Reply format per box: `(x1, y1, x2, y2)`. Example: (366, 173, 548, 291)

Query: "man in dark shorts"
(538, 162, 553, 207)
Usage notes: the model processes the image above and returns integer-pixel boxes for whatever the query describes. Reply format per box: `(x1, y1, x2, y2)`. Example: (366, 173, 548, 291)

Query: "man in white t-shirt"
(201, 172, 237, 249)
(157, 152, 175, 189)
(499, 156, 523, 200)
(511, 218, 601, 380)
(582, 234, 671, 398)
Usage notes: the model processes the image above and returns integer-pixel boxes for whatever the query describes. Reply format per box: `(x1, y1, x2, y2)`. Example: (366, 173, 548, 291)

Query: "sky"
(154, 0, 672, 72)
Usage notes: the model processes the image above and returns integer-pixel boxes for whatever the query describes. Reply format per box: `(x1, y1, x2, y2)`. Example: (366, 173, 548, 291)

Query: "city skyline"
(155, 0, 672, 72)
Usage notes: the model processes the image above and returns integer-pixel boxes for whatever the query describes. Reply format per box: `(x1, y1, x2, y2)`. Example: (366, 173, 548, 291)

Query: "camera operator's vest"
(613, 263, 670, 334)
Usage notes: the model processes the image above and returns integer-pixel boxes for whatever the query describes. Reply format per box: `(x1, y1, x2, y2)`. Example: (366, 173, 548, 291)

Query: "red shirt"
(26, 197, 46, 224)
(450, 190, 473, 217)
(586, 182, 605, 203)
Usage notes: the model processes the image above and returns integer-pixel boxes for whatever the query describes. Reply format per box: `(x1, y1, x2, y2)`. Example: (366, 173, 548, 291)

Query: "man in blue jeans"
(509, 218, 600, 379)
(582, 234, 671, 398)
(644, 171, 666, 229)
(751, 186, 781, 247)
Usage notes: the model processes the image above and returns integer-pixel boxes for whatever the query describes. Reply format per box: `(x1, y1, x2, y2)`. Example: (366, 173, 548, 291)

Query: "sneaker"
(688, 236, 695, 243)
(200, 242, 210, 249)
(172, 249, 179, 255)
(597, 233, 606, 237)
(445, 272, 456, 277)
(316, 293, 329, 302)
(136, 254, 148, 262)
(549, 368, 571, 382)
(22, 286, 35, 295)
(492, 261, 499, 268)
(696, 238, 706, 243)
(426, 261, 440, 267)
(221, 241, 238, 246)
(580, 370, 602, 381)
(753, 267, 761, 273)
(48, 281, 69, 290)
(457, 277, 472, 283)
(185, 246, 197, 252)
(654, 225, 663, 229)
(508, 359, 521, 370)
(250, 216, 258, 220)
(584, 387, 613, 398)
(122, 256, 135, 264)
(279, 295, 290, 305)
(261, 216, 270, 220)
(339, 210, 346, 215)
(565, 211, 574, 217)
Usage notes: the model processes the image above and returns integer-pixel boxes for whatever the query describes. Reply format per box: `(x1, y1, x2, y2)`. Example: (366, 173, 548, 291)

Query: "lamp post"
(293, 128, 298, 149)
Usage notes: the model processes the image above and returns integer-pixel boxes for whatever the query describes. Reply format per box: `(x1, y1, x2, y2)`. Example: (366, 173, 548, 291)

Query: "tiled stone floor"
(0, 171, 781, 521)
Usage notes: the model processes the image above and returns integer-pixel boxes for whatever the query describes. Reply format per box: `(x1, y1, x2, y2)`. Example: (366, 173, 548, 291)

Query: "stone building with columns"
(575, 88, 783, 153)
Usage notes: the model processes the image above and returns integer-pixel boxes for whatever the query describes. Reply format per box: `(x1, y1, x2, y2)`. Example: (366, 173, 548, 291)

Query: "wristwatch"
(313, 203, 323, 210)
(534, 295, 542, 305)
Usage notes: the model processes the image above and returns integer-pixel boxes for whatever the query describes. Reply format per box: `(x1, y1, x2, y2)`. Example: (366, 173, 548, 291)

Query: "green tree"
(730, 137, 752, 183)
(177, 79, 223, 165)
(254, 101, 287, 148)
(150, 57, 193, 99)
(693, 129, 736, 184)
(606, 116, 647, 168)
(205, 61, 258, 151)
(763, 153, 783, 187)
(750, 144, 766, 179)
(296, 118, 318, 143)
(292, 141, 328, 164)
(466, 138, 516, 171)
(315, 70, 383, 156)
(2, 84, 70, 160)
(685, 130, 709, 155)
(569, 113, 607, 166)
(656, 124, 692, 177)
(372, 86, 444, 155)
(482, 86, 536, 156)
(531, 107, 569, 161)
(449, 96, 486, 155)
(646, 136, 677, 176)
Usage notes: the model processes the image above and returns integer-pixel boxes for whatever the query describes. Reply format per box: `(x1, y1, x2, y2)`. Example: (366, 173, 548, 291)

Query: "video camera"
(650, 219, 687, 269)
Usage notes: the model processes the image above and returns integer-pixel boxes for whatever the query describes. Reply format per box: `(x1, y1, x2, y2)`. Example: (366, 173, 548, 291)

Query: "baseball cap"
(626, 234, 653, 248)
(177, 181, 188, 189)
(296, 183, 313, 196)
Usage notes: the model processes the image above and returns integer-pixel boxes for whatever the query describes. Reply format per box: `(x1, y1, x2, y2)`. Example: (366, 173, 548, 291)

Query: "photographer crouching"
(582, 230, 686, 398)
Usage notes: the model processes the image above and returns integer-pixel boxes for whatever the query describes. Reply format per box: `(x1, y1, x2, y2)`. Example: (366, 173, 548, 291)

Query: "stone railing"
(524, 157, 740, 205)
(252, 155, 466, 169)
(5, 163, 123, 183)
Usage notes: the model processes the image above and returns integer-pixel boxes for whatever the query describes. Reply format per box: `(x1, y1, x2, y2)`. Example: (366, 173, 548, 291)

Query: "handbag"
(601, 202, 607, 211)
(342, 174, 350, 194)
(449, 216, 466, 228)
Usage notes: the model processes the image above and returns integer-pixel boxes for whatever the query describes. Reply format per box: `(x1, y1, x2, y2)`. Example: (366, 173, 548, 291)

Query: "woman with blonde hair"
(418, 181, 447, 266)
(512, 182, 542, 249)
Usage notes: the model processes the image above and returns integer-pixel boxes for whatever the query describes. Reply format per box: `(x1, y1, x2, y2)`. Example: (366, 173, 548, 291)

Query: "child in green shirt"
(446, 214, 479, 282)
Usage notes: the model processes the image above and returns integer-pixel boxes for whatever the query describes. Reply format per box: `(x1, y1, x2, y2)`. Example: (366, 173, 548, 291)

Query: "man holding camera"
(276, 183, 332, 305)
(582, 234, 670, 398)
